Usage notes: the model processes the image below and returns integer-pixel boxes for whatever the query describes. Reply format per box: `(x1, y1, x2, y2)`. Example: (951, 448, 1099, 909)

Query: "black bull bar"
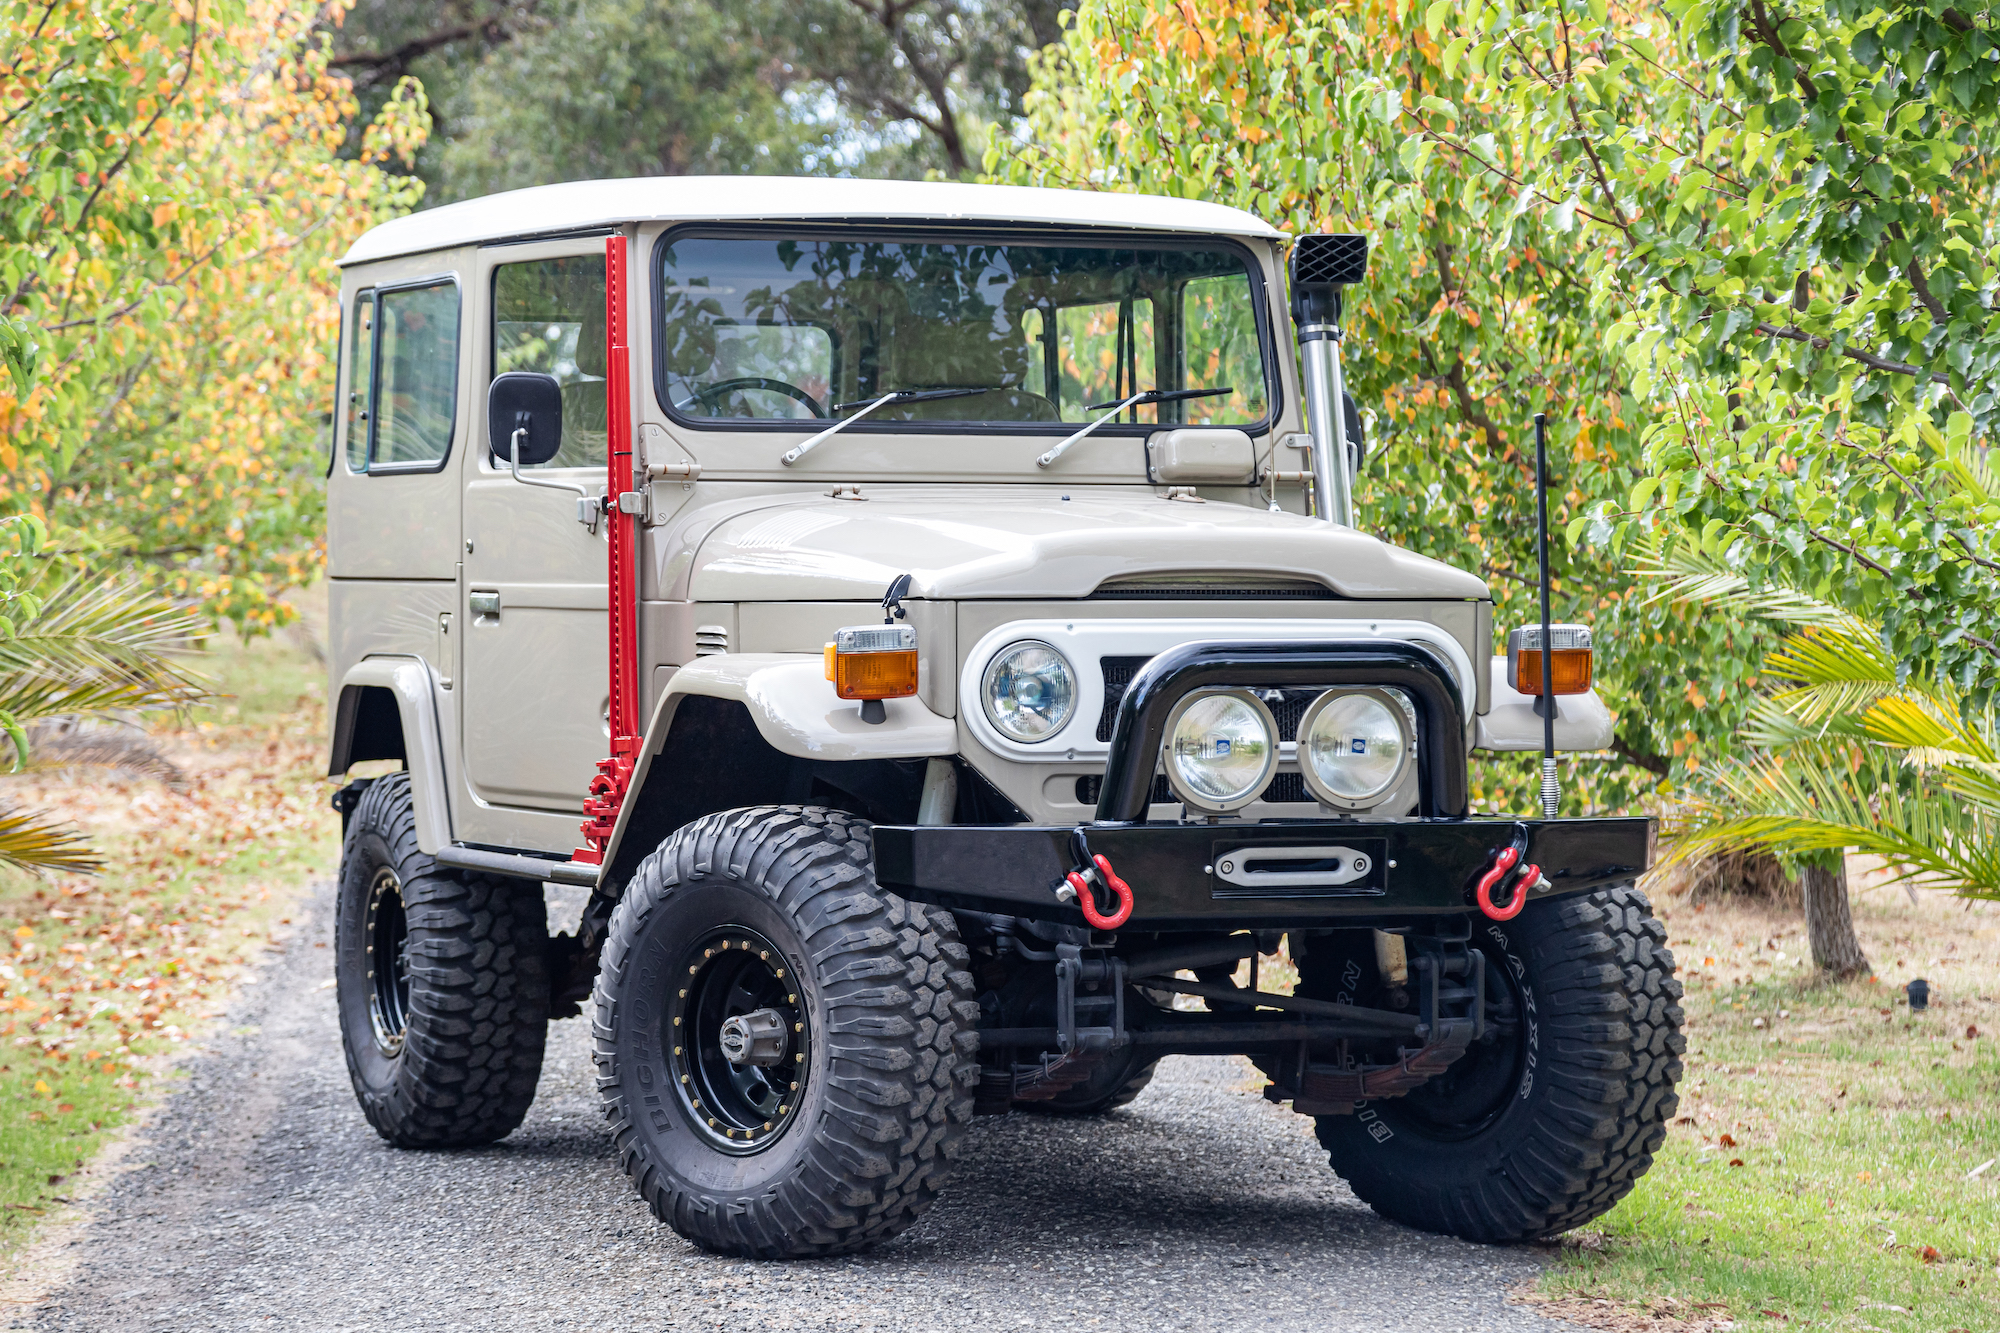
(871, 641, 1654, 929)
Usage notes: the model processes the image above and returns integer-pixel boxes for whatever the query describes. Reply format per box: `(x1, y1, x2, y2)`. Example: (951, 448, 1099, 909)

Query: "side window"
(371, 281, 460, 470)
(343, 293, 374, 473)
(493, 256, 607, 467)
(1056, 298, 1156, 422)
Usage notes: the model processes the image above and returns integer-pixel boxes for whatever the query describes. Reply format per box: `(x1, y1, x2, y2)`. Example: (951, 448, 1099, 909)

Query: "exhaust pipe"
(1288, 234, 1369, 527)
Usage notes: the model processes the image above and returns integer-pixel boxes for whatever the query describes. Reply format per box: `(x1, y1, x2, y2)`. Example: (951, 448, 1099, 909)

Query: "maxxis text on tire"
(593, 806, 980, 1258)
(1313, 885, 1684, 1242)
(334, 772, 550, 1147)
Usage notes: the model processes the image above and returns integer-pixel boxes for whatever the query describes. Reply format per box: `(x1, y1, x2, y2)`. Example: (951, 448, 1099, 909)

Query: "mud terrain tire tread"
(1316, 884, 1684, 1242)
(335, 773, 550, 1147)
(593, 806, 980, 1258)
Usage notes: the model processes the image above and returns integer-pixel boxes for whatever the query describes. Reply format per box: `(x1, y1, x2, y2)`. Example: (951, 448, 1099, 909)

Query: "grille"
(693, 625, 730, 656)
(1291, 233, 1369, 287)
(1096, 655, 1315, 743)
(1074, 771, 1310, 806)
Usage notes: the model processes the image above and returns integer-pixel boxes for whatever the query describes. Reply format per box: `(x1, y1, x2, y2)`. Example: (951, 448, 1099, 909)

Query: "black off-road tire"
(334, 773, 550, 1147)
(593, 806, 980, 1258)
(1022, 1052, 1160, 1115)
(1315, 886, 1684, 1241)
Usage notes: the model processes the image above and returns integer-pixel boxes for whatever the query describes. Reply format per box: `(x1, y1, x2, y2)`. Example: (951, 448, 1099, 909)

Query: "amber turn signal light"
(824, 624, 920, 701)
(1506, 624, 1593, 695)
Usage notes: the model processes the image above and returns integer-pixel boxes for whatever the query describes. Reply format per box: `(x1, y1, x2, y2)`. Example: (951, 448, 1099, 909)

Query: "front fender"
(596, 654, 955, 878)
(331, 656, 452, 854)
(1473, 656, 1615, 752)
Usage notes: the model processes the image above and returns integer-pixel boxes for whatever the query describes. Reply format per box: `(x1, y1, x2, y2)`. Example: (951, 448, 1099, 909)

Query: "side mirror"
(487, 372, 563, 467)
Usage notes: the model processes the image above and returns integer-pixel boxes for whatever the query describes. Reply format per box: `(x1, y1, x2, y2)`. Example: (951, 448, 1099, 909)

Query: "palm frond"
(1663, 747, 2000, 899)
(0, 576, 211, 730)
(0, 803, 102, 875)
(1859, 694, 1997, 763)
(1943, 761, 2000, 817)
(1630, 538, 1860, 629)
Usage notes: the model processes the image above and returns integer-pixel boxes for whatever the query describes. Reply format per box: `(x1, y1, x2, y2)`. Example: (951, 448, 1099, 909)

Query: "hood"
(668, 491, 1488, 603)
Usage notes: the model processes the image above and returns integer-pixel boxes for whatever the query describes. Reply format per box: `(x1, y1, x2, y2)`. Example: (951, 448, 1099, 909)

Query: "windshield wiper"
(1035, 386, 1233, 469)
(781, 387, 996, 466)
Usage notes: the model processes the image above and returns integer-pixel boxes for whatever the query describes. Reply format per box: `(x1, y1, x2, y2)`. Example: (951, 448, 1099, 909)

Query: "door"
(459, 243, 614, 822)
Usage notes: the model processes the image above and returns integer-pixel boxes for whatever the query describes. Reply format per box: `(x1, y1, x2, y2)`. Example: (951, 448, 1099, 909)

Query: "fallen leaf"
(1729, 1158, 1745, 1167)
(1921, 1246, 1941, 1264)
(1719, 1133, 1737, 1148)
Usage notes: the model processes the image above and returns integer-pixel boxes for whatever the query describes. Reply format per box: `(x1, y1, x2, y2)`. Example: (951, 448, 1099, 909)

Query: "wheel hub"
(718, 1008, 789, 1067)
(363, 867, 411, 1057)
(666, 927, 810, 1154)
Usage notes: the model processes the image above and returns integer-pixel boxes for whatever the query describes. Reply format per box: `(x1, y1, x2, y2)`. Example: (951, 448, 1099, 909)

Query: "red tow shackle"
(1062, 829, 1134, 930)
(1474, 830, 1541, 922)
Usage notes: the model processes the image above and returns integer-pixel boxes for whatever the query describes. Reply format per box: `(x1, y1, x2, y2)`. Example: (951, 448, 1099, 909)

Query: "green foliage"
(1421, 0, 2000, 708)
(0, 515, 216, 873)
(334, 0, 1068, 194)
(2, 0, 428, 631)
(429, 0, 841, 197)
(1646, 541, 2000, 898)
(992, 0, 1767, 808)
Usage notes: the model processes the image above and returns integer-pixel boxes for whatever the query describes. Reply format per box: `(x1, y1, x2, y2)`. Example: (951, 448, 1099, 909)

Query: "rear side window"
(492, 256, 607, 469)
(345, 278, 460, 473)
(342, 294, 373, 473)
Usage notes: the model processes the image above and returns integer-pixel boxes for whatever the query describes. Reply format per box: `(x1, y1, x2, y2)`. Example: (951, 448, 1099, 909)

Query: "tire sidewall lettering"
(1486, 923, 1539, 1101)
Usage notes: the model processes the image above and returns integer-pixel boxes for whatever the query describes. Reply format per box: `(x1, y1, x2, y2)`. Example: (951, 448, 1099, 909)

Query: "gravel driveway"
(16, 881, 1582, 1333)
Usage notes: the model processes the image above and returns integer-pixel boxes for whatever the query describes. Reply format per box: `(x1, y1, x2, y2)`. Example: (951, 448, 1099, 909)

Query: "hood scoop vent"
(1090, 576, 1335, 600)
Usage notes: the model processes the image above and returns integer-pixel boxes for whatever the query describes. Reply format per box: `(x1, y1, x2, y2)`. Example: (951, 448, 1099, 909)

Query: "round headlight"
(981, 640, 1076, 742)
(1162, 689, 1278, 812)
(1298, 688, 1412, 809)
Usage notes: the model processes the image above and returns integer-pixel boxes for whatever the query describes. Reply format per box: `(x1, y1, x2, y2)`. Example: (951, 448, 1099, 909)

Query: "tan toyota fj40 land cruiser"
(325, 177, 1682, 1259)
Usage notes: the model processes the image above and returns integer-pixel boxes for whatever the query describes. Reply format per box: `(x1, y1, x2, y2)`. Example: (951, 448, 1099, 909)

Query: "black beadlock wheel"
(1312, 886, 1685, 1242)
(594, 806, 980, 1258)
(334, 773, 551, 1147)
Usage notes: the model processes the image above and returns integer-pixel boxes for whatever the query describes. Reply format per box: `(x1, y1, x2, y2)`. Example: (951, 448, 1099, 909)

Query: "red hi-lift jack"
(575, 234, 642, 866)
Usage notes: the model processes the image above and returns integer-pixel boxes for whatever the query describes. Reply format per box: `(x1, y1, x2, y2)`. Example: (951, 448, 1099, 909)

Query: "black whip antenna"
(1534, 413, 1558, 820)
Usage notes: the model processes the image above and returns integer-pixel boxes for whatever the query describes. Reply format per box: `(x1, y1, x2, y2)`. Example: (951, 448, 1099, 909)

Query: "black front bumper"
(872, 816, 1653, 930)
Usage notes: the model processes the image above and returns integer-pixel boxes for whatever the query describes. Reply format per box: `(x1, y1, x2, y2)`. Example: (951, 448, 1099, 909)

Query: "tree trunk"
(1801, 858, 1870, 978)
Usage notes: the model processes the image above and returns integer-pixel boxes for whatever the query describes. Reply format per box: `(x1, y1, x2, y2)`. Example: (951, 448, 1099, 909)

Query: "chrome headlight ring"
(980, 640, 1077, 742)
(1161, 688, 1279, 813)
(1296, 686, 1414, 811)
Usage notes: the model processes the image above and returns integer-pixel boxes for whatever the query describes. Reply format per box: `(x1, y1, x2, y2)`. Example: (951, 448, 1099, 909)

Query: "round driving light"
(1298, 688, 1412, 809)
(1162, 689, 1278, 813)
(981, 640, 1076, 742)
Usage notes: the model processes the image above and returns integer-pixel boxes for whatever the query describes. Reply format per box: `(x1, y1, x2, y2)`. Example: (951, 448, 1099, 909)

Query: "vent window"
(694, 625, 730, 656)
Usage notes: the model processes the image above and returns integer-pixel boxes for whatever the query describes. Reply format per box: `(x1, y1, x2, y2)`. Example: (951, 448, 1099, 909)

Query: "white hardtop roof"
(338, 176, 1285, 266)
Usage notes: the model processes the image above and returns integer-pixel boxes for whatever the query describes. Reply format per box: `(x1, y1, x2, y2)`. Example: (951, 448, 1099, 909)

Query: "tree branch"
(1750, 321, 1952, 386)
(1611, 734, 1672, 777)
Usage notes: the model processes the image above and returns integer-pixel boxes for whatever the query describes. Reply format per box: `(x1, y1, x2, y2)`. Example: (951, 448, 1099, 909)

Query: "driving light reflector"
(981, 641, 1076, 741)
(1163, 690, 1277, 812)
(1506, 623, 1594, 695)
(1298, 688, 1411, 809)
(824, 624, 919, 700)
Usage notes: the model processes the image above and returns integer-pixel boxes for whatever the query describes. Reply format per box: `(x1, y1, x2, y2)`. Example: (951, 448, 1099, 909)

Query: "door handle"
(469, 590, 500, 618)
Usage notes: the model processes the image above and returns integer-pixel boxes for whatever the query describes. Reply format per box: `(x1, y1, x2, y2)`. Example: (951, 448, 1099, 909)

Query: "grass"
(0, 607, 337, 1260)
(1528, 878, 2000, 1333)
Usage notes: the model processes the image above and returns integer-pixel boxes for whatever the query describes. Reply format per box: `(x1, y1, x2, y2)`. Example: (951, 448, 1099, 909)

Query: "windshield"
(655, 233, 1270, 429)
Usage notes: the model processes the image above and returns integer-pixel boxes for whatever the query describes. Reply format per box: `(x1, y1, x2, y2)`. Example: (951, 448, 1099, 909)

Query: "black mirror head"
(487, 371, 564, 467)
